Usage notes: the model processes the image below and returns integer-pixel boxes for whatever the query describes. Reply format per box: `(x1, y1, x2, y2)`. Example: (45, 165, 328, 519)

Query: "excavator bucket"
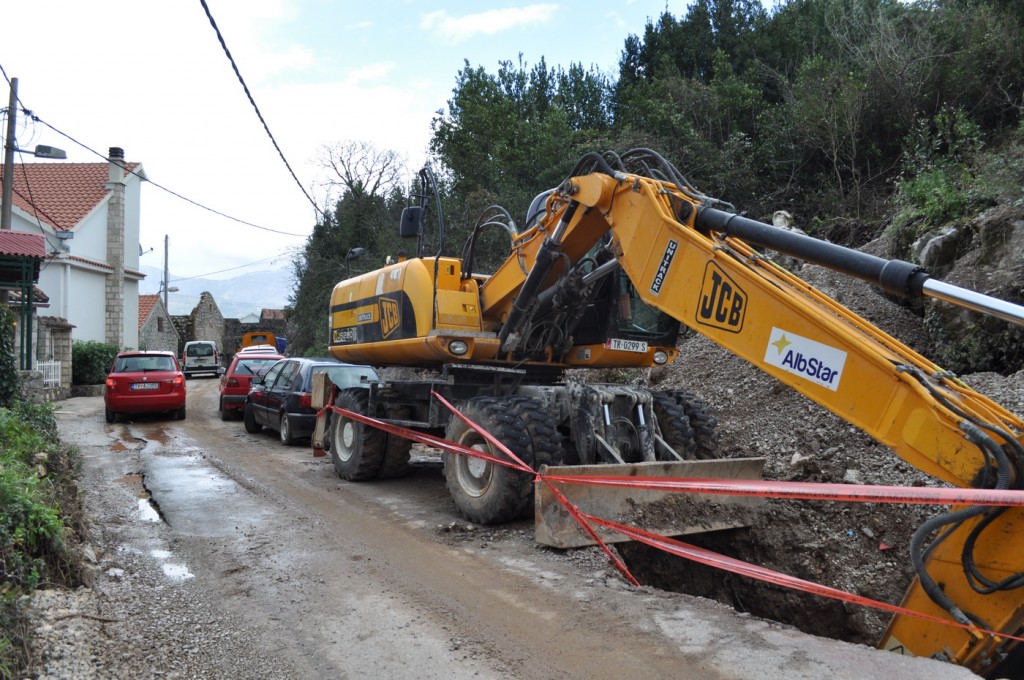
(534, 457, 766, 548)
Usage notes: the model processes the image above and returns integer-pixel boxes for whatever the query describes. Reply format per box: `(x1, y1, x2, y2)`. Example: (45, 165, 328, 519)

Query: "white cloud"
(346, 62, 398, 85)
(420, 4, 559, 45)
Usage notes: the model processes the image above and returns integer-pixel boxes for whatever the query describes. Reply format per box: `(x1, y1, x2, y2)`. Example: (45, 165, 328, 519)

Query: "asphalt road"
(48, 376, 980, 679)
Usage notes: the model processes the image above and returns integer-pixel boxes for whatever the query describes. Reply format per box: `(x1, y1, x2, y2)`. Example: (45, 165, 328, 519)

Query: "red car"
(218, 352, 283, 420)
(104, 351, 186, 423)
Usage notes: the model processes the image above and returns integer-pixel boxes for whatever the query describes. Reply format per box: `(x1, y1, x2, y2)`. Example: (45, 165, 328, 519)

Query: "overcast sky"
(4, 1, 680, 287)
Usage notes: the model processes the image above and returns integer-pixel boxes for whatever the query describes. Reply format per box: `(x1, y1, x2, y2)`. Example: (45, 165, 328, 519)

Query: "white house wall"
(124, 178, 142, 274)
(123, 278, 139, 348)
(10, 166, 145, 348)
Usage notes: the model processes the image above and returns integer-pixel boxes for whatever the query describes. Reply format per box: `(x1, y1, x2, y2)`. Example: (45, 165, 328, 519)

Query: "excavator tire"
(507, 397, 563, 518)
(666, 390, 721, 459)
(377, 403, 413, 479)
(329, 388, 386, 481)
(651, 391, 697, 460)
(444, 396, 545, 525)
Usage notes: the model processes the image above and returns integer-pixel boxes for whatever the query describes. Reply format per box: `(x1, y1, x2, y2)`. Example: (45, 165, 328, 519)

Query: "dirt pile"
(624, 262, 1024, 645)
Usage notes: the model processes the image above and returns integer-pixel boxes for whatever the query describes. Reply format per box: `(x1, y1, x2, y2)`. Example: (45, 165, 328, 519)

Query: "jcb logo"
(697, 262, 746, 333)
(379, 298, 400, 339)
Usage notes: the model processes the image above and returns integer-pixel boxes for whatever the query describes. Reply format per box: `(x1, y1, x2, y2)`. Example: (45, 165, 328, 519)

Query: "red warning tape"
(317, 393, 1024, 644)
(543, 474, 1024, 507)
(586, 514, 1024, 645)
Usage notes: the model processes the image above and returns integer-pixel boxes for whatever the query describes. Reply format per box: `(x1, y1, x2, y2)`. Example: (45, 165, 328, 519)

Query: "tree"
(431, 57, 615, 224)
(288, 141, 409, 356)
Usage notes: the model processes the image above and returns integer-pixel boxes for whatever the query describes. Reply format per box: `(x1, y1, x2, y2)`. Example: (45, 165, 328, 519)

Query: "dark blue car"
(244, 357, 378, 445)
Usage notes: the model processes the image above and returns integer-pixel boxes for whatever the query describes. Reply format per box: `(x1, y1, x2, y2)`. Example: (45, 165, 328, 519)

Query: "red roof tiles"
(0, 161, 140, 231)
(139, 294, 159, 331)
(0, 231, 46, 258)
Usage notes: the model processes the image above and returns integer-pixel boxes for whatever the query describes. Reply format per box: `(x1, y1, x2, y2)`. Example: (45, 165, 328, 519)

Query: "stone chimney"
(105, 147, 126, 346)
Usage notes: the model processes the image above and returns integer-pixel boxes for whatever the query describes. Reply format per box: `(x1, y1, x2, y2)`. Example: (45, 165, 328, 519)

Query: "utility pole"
(1, 77, 16, 232)
(0, 78, 16, 306)
(163, 234, 170, 311)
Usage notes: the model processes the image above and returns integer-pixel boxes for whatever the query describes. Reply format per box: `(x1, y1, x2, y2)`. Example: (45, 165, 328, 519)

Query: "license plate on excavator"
(605, 338, 648, 353)
(534, 457, 766, 548)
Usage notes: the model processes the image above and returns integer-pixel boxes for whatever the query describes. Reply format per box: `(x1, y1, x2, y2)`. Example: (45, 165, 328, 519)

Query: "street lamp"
(344, 247, 365, 277)
(158, 281, 179, 312)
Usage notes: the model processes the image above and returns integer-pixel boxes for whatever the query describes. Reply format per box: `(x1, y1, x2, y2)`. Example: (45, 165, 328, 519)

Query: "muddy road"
(46, 377, 978, 679)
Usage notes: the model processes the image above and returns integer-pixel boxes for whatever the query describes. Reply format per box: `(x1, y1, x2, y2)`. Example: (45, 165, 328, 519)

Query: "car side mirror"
(251, 376, 262, 385)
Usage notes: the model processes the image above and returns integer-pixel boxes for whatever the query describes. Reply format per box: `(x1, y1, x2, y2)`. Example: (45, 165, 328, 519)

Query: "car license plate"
(131, 382, 159, 390)
(605, 338, 648, 353)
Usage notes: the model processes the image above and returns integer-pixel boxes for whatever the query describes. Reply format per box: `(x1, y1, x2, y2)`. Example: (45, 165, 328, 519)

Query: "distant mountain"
(138, 266, 294, 318)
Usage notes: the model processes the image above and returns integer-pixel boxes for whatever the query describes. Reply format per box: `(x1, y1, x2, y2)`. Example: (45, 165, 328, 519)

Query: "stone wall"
(139, 300, 179, 353)
(189, 291, 226, 353)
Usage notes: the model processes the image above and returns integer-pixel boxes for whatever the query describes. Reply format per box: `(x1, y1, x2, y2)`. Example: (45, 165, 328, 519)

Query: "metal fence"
(37, 360, 61, 388)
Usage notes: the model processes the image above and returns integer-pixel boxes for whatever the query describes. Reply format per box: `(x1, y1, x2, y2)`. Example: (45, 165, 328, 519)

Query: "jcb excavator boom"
(325, 149, 1024, 675)
(506, 154, 1024, 675)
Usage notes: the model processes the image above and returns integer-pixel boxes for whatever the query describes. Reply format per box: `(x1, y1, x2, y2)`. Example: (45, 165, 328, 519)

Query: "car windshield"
(117, 355, 175, 372)
(320, 366, 378, 388)
(235, 358, 280, 376)
(187, 344, 215, 357)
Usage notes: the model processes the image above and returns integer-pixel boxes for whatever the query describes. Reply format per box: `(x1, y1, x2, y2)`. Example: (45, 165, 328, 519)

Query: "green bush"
(897, 165, 971, 227)
(0, 401, 79, 679)
(71, 340, 120, 386)
(0, 307, 17, 409)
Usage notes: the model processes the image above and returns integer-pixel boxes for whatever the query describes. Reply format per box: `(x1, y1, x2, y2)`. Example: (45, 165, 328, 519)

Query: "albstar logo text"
(763, 328, 847, 391)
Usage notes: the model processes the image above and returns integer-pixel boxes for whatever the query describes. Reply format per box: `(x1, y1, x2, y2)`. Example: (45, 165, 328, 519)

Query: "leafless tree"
(317, 140, 406, 199)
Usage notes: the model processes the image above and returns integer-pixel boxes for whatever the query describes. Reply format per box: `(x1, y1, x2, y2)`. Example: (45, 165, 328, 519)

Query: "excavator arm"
(508, 155, 1024, 673)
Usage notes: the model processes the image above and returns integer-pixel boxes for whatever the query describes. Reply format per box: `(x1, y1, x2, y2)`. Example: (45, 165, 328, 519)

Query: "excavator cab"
(571, 270, 681, 350)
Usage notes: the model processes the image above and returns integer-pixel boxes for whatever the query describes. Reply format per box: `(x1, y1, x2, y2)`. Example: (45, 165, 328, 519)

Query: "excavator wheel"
(443, 396, 554, 524)
(507, 397, 563, 518)
(329, 388, 386, 481)
(666, 390, 721, 459)
(651, 392, 697, 460)
(377, 403, 413, 479)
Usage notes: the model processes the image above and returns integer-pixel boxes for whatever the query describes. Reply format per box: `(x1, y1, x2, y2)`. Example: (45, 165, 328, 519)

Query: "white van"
(181, 340, 221, 378)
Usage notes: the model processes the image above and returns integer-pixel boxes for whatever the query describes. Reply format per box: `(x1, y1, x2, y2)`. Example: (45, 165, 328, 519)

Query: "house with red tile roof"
(138, 293, 179, 352)
(2, 147, 147, 348)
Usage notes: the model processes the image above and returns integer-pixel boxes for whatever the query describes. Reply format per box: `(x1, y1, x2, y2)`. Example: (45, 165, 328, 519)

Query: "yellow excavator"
(321, 149, 1024, 676)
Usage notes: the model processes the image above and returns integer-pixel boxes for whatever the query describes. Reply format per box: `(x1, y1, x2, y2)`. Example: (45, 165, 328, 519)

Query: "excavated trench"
(614, 496, 930, 646)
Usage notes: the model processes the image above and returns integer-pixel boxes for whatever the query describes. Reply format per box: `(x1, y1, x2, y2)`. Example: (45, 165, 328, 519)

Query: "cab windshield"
(614, 278, 677, 336)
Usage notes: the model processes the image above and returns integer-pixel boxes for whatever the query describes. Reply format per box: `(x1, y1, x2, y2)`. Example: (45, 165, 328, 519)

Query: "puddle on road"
(119, 473, 164, 523)
(150, 550, 194, 580)
(145, 428, 169, 445)
(137, 498, 162, 522)
(141, 452, 272, 538)
(161, 563, 194, 580)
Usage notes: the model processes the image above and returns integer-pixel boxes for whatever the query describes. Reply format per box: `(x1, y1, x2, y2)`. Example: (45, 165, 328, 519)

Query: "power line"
(31, 113, 312, 238)
(198, 0, 324, 220)
(3, 60, 316, 238)
(169, 251, 295, 283)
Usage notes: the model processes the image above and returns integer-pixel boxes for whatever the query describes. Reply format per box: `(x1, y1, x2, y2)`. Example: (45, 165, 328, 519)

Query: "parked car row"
(236, 356, 379, 446)
(103, 347, 379, 448)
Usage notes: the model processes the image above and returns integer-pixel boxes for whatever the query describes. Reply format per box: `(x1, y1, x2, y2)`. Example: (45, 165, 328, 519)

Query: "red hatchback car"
(218, 352, 283, 420)
(104, 350, 187, 423)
